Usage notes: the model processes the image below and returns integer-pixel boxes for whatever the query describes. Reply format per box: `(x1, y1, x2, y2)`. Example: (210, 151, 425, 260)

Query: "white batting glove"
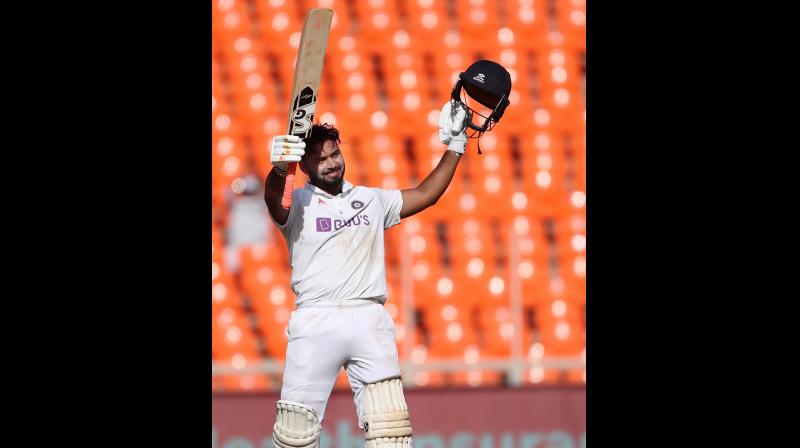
(438, 100, 468, 154)
(270, 135, 306, 170)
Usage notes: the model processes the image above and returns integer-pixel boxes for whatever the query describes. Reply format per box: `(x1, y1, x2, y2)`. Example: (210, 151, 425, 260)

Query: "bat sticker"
(289, 86, 317, 137)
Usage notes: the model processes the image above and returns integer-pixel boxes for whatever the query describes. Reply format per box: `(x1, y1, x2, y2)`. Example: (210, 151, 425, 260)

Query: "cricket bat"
(281, 8, 334, 209)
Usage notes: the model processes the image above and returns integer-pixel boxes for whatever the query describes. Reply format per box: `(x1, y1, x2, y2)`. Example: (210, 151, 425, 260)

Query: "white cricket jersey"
(271, 180, 403, 307)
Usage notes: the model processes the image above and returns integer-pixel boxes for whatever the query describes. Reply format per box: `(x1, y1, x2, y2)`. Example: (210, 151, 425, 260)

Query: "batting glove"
(438, 101, 468, 154)
(270, 135, 306, 171)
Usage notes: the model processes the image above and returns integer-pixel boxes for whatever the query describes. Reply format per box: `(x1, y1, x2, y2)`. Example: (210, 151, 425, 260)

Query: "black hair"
(303, 123, 341, 156)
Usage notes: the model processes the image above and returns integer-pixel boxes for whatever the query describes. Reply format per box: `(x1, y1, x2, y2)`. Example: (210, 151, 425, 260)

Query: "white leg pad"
(361, 378, 413, 447)
(272, 400, 321, 448)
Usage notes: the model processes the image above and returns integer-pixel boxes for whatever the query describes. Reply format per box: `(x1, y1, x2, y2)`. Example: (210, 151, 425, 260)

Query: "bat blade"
(281, 8, 334, 209)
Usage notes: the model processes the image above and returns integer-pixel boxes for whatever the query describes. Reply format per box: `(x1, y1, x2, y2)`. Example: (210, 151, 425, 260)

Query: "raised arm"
(400, 101, 468, 219)
(264, 135, 306, 225)
(400, 151, 462, 218)
(265, 168, 291, 225)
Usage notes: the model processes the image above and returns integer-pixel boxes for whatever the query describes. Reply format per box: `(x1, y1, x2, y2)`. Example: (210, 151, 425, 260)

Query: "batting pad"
(272, 400, 322, 448)
(361, 378, 413, 447)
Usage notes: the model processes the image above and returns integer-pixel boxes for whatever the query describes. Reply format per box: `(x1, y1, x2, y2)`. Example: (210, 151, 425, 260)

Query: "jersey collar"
(305, 180, 354, 198)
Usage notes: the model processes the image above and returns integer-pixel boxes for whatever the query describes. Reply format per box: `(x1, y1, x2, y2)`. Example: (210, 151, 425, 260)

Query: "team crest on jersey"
(351, 200, 364, 209)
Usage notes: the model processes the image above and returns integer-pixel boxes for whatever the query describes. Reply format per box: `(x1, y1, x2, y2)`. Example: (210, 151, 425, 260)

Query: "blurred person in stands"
(224, 173, 272, 273)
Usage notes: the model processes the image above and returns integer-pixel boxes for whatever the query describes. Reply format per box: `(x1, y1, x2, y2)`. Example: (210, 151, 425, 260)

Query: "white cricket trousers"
(280, 298, 402, 428)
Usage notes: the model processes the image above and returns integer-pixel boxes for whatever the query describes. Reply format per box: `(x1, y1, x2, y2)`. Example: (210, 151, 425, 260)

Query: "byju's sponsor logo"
(334, 215, 370, 230)
(316, 215, 371, 232)
(316, 217, 332, 232)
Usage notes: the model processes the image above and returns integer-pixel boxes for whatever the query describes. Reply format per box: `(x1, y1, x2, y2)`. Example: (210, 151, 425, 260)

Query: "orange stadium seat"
(249, 0, 303, 41)
(411, 261, 459, 314)
(404, 218, 445, 268)
(536, 46, 582, 124)
(470, 266, 512, 311)
(555, 0, 586, 49)
(552, 214, 586, 296)
(223, 45, 272, 93)
(404, 0, 449, 45)
(212, 276, 244, 312)
(239, 243, 287, 298)
(212, 311, 261, 371)
(471, 179, 515, 220)
(505, 0, 549, 45)
(403, 343, 447, 388)
(361, 133, 414, 189)
(453, 0, 503, 49)
(449, 259, 490, 310)
(212, 0, 253, 38)
(424, 300, 473, 331)
(382, 40, 426, 94)
(352, 0, 401, 49)
(446, 217, 498, 269)
(512, 232, 551, 308)
(536, 301, 585, 357)
(427, 317, 478, 360)
(250, 280, 294, 358)
(477, 304, 517, 357)
(212, 134, 249, 207)
(522, 154, 569, 215)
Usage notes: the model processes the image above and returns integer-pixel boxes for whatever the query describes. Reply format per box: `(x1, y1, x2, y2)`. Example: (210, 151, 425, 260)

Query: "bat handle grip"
(281, 162, 298, 209)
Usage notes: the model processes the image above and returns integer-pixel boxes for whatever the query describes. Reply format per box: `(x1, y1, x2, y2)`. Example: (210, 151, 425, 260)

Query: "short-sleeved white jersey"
(271, 180, 403, 307)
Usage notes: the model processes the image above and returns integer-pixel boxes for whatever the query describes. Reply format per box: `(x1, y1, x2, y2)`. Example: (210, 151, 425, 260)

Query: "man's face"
(300, 139, 345, 191)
